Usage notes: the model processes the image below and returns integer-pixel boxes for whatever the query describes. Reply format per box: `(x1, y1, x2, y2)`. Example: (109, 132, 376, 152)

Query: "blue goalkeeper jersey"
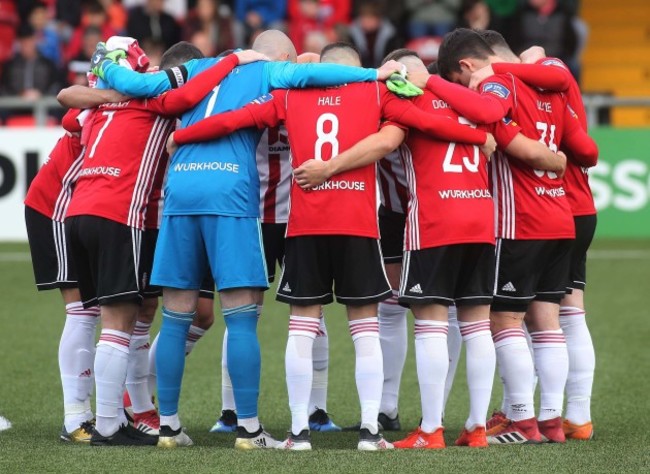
(102, 59, 378, 217)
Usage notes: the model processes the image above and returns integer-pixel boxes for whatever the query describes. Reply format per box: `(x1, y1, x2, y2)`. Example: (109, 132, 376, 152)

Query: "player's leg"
(211, 216, 277, 449)
(25, 207, 98, 441)
(525, 239, 573, 444)
(444, 304, 462, 414)
(454, 243, 496, 448)
(276, 235, 334, 450)
(150, 215, 208, 447)
(560, 214, 596, 440)
(376, 207, 408, 429)
(126, 296, 158, 435)
(334, 236, 393, 451)
(487, 239, 541, 445)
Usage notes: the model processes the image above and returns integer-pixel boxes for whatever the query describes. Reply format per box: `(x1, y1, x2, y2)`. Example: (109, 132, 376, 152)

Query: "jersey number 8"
(315, 113, 339, 161)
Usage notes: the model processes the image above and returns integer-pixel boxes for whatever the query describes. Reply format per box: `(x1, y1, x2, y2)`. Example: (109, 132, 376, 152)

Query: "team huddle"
(24, 27, 598, 451)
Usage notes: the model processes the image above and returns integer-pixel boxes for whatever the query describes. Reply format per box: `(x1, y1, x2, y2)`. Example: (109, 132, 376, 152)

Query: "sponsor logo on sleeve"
(250, 93, 274, 105)
(541, 58, 567, 69)
(482, 82, 511, 99)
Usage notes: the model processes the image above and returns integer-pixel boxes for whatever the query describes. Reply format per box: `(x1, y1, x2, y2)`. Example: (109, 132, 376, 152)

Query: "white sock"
(60, 302, 99, 432)
(493, 328, 535, 421)
(414, 320, 448, 433)
(377, 292, 407, 418)
(309, 315, 328, 414)
(286, 316, 319, 435)
(459, 320, 495, 429)
(126, 321, 155, 414)
(560, 306, 595, 425)
(185, 325, 206, 355)
(160, 414, 181, 431)
(147, 333, 158, 398)
(444, 305, 462, 411)
(221, 329, 236, 412)
(95, 329, 130, 437)
(238, 416, 260, 433)
(349, 317, 383, 435)
(530, 329, 568, 421)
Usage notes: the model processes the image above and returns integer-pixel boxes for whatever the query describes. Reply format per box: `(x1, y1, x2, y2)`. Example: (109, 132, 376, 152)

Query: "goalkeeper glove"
(90, 42, 127, 80)
(386, 73, 423, 98)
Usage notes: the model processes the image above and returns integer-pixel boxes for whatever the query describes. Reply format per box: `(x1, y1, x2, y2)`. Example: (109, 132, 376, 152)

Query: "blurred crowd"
(0, 0, 585, 110)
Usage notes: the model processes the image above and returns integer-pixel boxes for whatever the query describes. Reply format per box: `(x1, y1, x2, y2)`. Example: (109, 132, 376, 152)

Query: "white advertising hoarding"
(0, 128, 63, 241)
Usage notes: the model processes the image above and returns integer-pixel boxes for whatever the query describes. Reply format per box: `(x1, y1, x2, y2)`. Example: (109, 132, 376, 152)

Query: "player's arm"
(294, 124, 407, 190)
(100, 62, 182, 97)
(145, 54, 239, 116)
(57, 86, 129, 109)
(379, 88, 495, 154)
(61, 108, 83, 134)
(265, 59, 402, 89)
(408, 73, 511, 124)
(472, 61, 572, 92)
(167, 91, 287, 154)
(491, 120, 566, 174)
(560, 105, 599, 167)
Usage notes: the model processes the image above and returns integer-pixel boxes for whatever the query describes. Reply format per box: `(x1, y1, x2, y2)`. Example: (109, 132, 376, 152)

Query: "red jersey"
(144, 150, 169, 230)
(257, 125, 291, 224)
(537, 58, 596, 216)
(400, 91, 521, 250)
(66, 101, 174, 229)
(378, 149, 408, 214)
(24, 109, 84, 222)
(492, 59, 597, 216)
(174, 82, 489, 239)
(481, 74, 575, 240)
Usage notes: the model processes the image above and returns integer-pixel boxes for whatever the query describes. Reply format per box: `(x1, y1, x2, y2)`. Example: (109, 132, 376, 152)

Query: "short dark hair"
(84, 0, 106, 15)
(216, 49, 236, 59)
(320, 42, 360, 62)
(477, 30, 511, 52)
(437, 28, 494, 80)
(160, 41, 204, 69)
(381, 48, 419, 66)
(427, 61, 439, 75)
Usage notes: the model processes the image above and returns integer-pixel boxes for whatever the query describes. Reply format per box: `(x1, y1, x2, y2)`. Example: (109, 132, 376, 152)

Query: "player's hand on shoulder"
(480, 133, 497, 159)
(405, 71, 430, 89)
(105, 89, 130, 103)
(556, 150, 567, 178)
(377, 60, 403, 81)
(294, 159, 331, 190)
(519, 46, 546, 64)
(235, 49, 270, 65)
(90, 41, 126, 79)
(166, 132, 179, 156)
(469, 64, 495, 91)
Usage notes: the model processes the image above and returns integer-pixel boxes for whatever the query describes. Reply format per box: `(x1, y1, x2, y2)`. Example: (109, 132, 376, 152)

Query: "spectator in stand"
(2, 24, 60, 99)
(27, 2, 62, 68)
(140, 37, 165, 66)
(406, 0, 461, 38)
(288, 0, 350, 54)
(67, 25, 103, 86)
(302, 29, 328, 54)
(235, 0, 287, 45)
(0, 1, 19, 66)
(457, 0, 492, 31)
(127, 0, 181, 50)
(101, 0, 128, 33)
(509, 0, 578, 77)
(184, 0, 235, 56)
(65, 1, 117, 62)
(348, 0, 401, 68)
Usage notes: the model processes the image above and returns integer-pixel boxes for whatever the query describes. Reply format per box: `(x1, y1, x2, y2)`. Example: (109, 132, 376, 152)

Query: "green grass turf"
(0, 240, 649, 472)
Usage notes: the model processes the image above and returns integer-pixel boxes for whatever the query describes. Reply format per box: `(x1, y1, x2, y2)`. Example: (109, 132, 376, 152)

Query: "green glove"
(386, 73, 424, 98)
(90, 42, 127, 79)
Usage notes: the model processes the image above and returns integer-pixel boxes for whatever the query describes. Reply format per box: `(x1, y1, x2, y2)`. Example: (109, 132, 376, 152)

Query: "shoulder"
(480, 74, 515, 99)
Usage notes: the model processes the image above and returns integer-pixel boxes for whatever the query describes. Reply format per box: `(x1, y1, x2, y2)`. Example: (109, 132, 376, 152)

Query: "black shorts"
(399, 243, 495, 307)
(65, 215, 143, 308)
(568, 214, 597, 291)
(491, 238, 572, 313)
(199, 275, 215, 299)
(25, 206, 77, 290)
(276, 235, 392, 307)
(262, 223, 287, 283)
(378, 205, 406, 264)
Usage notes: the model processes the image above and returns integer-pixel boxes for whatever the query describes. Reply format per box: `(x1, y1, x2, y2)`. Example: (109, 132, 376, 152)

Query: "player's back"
(402, 90, 494, 250)
(67, 100, 174, 230)
(493, 76, 574, 240)
(284, 81, 384, 238)
(164, 60, 269, 218)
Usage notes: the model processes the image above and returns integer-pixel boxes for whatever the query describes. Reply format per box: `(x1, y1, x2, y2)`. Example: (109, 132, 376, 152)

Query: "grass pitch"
(0, 240, 649, 473)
